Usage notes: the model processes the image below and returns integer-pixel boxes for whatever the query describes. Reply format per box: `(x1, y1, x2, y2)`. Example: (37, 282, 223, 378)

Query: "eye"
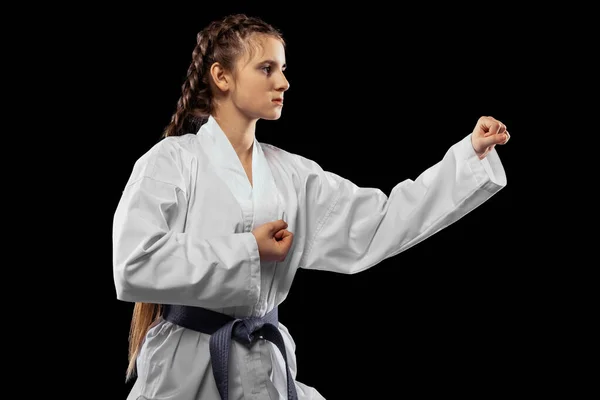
(261, 66, 272, 74)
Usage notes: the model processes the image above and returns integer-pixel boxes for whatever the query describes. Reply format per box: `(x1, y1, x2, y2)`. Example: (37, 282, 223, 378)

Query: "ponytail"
(125, 303, 162, 382)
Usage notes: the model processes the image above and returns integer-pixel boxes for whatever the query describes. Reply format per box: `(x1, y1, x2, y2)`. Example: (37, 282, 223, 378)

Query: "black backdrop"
(86, 4, 544, 399)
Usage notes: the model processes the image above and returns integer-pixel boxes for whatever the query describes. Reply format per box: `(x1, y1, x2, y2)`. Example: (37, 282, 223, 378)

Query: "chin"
(261, 112, 283, 121)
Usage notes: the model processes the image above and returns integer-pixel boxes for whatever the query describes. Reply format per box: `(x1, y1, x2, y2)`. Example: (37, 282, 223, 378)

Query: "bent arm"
(300, 134, 506, 274)
(112, 177, 260, 308)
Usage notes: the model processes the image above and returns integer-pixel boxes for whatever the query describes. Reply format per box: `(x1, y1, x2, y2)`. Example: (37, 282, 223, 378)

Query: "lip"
(272, 99, 283, 105)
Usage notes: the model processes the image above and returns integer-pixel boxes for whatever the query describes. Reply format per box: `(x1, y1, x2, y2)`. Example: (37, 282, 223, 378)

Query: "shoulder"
(259, 142, 315, 167)
(260, 142, 341, 188)
(260, 142, 317, 170)
(142, 134, 199, 162)
(127, 134, 199, 188)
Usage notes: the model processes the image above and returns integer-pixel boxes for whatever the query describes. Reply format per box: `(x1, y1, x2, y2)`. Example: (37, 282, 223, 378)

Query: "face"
(228, 34, 290, 121)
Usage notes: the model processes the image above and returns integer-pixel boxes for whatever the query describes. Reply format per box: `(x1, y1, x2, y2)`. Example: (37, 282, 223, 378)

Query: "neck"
(212, 105, 256, 163)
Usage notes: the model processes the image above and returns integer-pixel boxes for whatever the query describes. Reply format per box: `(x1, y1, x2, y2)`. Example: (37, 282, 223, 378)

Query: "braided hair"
(161, 14, 285, 138)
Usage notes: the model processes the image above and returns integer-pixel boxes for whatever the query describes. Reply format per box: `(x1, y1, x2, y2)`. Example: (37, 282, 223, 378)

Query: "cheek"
(238, 81, 266, 103)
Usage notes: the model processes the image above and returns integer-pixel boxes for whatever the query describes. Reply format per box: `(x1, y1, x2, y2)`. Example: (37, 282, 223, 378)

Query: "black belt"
(162, 304, 298, 400)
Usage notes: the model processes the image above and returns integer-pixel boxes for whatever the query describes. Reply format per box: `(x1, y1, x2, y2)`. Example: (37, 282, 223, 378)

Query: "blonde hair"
(125, 303, 162, 381)
(125, 13, 284, 382)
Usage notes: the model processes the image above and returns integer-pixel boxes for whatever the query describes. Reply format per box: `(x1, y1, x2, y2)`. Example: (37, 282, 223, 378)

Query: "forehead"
(239, 34, 286, 66)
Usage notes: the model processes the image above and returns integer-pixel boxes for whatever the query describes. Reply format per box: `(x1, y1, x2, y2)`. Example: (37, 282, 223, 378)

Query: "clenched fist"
(251, 219, 294, 262)
(471, 116, 511, 160)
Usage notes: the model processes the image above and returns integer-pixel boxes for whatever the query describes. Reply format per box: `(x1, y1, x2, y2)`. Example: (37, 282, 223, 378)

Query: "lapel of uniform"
(196, 116, 281, 229)
(253, 139, 282, 229)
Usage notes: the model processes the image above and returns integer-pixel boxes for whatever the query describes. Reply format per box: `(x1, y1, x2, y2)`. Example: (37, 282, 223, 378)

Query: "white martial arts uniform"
(113, 116, 507, 399)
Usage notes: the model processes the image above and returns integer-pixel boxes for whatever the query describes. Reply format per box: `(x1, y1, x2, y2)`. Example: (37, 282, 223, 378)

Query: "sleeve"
(112, 140, 261, 308)
(298, 133, 507, 274)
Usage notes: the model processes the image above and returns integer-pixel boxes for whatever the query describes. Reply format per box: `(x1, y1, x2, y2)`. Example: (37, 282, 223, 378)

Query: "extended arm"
(299, 133, 506, 274)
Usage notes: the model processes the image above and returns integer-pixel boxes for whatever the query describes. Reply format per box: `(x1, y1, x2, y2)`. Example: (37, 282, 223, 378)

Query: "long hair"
(125, 14, 284, 383)
(160, 13, 285, 139)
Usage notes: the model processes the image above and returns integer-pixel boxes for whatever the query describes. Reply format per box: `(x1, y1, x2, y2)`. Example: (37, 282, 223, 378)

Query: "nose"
(276, 72, 290, 92)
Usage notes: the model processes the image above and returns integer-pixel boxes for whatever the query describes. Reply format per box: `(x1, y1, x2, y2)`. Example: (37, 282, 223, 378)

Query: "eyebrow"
(259, 59, 287, 69)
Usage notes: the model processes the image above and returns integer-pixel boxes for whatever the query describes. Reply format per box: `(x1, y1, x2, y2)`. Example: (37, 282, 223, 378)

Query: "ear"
(209, 62, 231, 92)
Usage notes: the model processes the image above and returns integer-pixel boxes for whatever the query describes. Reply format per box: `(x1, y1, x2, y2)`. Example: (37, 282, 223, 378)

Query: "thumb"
(269, 219, 288, 234)
(481, 132, 509, 147)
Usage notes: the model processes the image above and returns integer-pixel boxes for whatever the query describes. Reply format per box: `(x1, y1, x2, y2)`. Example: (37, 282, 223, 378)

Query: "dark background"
(48, 3, 578, 399)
